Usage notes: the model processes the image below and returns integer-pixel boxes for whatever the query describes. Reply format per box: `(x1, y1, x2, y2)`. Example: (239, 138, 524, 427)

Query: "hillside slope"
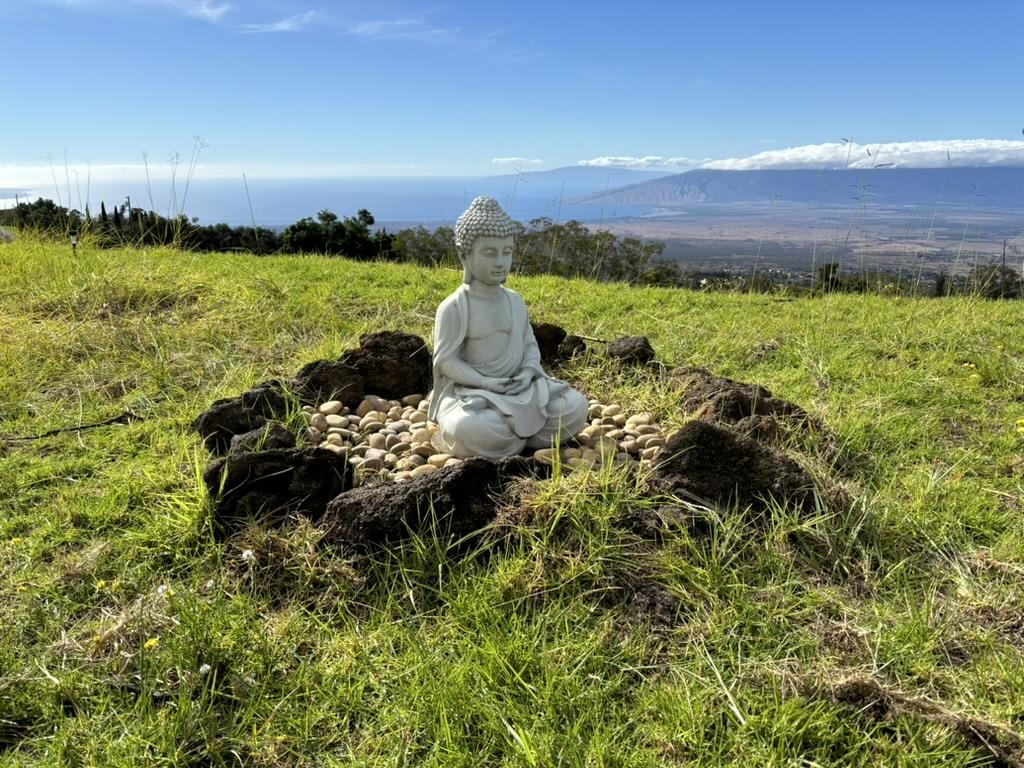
(2, 238, 1023, 765)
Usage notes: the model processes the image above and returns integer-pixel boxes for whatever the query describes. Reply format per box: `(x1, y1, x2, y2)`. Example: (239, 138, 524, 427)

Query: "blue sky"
(4, 0, 1024, 189)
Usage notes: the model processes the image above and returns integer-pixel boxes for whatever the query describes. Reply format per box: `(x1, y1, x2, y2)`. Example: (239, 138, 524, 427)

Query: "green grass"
(2, 237, 1024, 765)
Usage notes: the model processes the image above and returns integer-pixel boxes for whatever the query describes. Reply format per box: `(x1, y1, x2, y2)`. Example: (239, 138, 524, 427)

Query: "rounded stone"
(364, 447, 387, 462)
(427, 453, 452, 468)
(309, 412, 329, 432)
(402, 394, 424, 407)
(533, 448, 557, 465)
(410, 463, 439, 477)
(324, 414, 347, 429)
(360, 457, 384, 472)
(318, 400, 345, 415)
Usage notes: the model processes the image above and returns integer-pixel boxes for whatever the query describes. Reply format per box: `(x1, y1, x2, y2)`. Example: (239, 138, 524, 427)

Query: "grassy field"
(2, 238, 1023, 766)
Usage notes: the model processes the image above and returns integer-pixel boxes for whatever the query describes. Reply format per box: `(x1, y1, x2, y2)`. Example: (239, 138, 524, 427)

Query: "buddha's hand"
(479, 375, 529, 394)
(507, 370, 535, 394)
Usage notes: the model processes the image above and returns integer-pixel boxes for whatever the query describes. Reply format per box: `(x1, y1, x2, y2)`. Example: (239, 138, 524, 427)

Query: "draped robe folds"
(428, 284, 584, 457)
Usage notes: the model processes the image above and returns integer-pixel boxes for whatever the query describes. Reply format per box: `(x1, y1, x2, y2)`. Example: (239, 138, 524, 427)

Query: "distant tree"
(393, 225, 456, 266)
(967, 264, 1021, 299)
(816, 262, 842, 292)
(282, 215, 326, 253)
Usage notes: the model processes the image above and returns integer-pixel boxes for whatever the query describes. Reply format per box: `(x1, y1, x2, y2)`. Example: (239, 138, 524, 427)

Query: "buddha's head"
(455, 196, 517, 284)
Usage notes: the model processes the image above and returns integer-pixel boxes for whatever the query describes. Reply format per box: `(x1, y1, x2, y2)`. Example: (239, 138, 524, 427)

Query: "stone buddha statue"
(428, 196, 589, 458)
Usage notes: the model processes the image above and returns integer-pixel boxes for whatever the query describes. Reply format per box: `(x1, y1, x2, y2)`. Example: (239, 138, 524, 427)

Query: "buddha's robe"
(428, 284, 587, 458)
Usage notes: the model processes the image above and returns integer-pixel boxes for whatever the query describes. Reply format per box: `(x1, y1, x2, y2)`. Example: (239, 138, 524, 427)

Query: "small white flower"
(198, 663, 212, 676)
(156, 584, 170, 596)
(241, 549, 255, 562)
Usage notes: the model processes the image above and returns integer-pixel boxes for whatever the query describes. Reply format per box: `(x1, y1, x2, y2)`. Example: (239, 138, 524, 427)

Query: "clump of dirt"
(649, 420, 822, 519)
(809, 676, 1024, 768)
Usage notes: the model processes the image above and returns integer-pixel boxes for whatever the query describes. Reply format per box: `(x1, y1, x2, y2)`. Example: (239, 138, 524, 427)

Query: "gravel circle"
(303, 394, 667, 486)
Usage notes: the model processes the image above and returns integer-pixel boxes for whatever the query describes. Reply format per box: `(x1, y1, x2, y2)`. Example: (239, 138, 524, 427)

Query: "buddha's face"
(464, 235, 514, 286)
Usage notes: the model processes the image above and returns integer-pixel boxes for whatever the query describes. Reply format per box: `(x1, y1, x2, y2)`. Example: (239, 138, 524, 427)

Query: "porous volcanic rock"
(204, 447, 352, 539)
(649, 420, 818, 517)
(607, 335, 656, 365)
(532, 322, 567, 366)
(320, 456, 536, 551)
(671, 366, 816, 446)
(558, 334, 587, 360)
(229, 422, 297, 454)
(338, 331, 431, 401)
(193, 380, 290, 455)
(672, 366, 808, 425)
(292, 359, 363, 407)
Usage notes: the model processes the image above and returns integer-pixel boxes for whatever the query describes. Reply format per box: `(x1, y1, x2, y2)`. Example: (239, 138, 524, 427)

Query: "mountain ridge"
(573, 166, 1024, 209)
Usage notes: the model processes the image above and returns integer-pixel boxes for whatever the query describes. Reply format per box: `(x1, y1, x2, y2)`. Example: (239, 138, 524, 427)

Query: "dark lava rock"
(193, 381, 290, 456)
(321, 456, 536, 551)
(558, 334, 587, 360)
(338, 331, 431, 401)
(204, 447, 351, 539)
(649, 420, 818, 517)
(671, 367, 808, 426)
(532, 322, 567, 366)
(607, 335, 656, 365)
(229, 422, 296, 454)
(292, 359, 363, 407)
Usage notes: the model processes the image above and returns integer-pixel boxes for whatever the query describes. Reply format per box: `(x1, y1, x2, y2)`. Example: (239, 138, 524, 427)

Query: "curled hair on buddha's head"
(455, 196, 518, 280)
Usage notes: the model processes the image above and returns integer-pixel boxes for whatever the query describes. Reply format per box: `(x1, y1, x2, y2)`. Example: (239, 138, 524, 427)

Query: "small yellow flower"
(143, 637, 160, 651)
(1015, 418, 1024, 434)
(96, 580, 107, 590)
(110, 580, 122, 591)
(969, 373, 981, 382)
(962, 362, 976, 369)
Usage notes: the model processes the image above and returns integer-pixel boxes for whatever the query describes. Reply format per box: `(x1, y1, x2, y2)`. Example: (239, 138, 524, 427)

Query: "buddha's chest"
(465, 294, 513, 339)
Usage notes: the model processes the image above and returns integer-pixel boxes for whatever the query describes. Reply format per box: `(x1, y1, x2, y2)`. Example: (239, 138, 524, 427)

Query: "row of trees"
(3, 197, 1019, 297)
(814, 261, 1023, 299)
(0, 198, 682, 286)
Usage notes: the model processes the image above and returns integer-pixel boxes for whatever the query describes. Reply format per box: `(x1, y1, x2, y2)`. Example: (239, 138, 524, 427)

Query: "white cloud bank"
(580, 140, 1024, 172)
(578, 155, 707, 170)
(492, 157, 544, 166)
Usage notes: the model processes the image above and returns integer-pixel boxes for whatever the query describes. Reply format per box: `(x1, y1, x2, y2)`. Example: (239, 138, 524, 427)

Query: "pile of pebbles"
(302, 395, 667, 485)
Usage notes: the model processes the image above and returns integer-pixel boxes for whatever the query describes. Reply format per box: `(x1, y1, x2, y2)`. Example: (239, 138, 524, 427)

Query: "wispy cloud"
(492, 157, 544, 166)
(578, 156, 707, 170)
(240, 10, 319, 33)
(704, 139, 1024, 170)
(157, 0, 232, 22)
(344, 18, 456, 42)
(32, 0, 232, 22)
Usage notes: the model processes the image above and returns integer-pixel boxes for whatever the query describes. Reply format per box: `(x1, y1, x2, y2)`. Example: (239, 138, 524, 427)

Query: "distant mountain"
(487, 165, 674, 196)
(573, 167, 1024, 209)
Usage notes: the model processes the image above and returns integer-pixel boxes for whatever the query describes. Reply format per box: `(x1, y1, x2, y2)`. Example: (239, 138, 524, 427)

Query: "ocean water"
(5, 176, 653, 229)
